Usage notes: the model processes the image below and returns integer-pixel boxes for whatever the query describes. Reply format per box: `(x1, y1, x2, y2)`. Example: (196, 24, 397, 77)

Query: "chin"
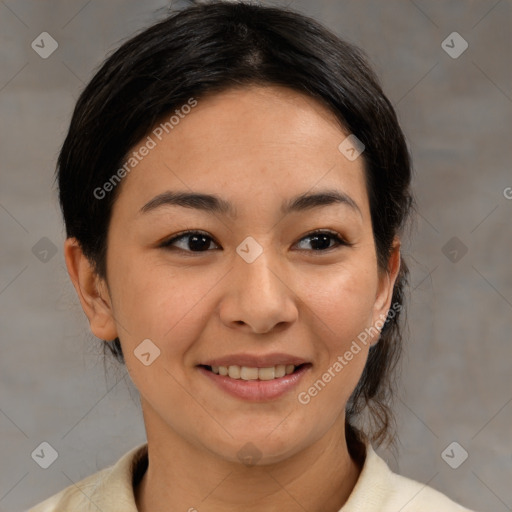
(207, 426, 311, 466)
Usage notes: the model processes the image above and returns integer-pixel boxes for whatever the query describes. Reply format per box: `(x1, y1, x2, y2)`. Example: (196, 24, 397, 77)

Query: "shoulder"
(27, 443, 148, 512)
(341, 442, 476, 512)
(27, 467, 112, 512)
(384, 469, 474, 512)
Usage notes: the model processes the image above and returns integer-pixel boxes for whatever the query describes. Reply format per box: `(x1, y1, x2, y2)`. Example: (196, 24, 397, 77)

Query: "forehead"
(113, 85, 369, 221)
(164, 85, 347, 163)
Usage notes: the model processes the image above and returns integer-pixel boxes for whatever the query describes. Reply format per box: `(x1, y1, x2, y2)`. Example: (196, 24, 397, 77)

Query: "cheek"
(108, 257, 216, 355)
(300, 262, 377, 351)
(294, 268, 375, 417)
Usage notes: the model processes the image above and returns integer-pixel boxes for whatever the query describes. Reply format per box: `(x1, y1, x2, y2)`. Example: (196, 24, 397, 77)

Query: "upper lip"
(199, 353, 309, 368)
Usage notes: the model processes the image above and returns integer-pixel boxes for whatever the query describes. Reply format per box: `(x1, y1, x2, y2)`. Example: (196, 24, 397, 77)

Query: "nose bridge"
(235, 235, 282, 296)
(221, 235, 296, 333)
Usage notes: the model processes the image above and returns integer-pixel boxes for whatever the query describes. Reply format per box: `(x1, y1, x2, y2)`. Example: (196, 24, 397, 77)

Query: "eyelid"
(159, 228, 353, 252)
(294, 229, 354, 251)
(159, 229, 219, 248)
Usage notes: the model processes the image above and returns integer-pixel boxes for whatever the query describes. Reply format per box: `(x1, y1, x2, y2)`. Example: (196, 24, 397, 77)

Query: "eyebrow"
(139, 188, 362, 219)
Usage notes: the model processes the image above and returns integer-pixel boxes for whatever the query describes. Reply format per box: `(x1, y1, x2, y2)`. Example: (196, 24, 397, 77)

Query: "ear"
(64, 237, 118, 341)
(370, 236, 401, 346)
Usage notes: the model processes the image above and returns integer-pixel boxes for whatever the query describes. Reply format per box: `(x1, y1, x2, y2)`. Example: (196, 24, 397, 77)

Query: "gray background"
(1, 1, 511, 511)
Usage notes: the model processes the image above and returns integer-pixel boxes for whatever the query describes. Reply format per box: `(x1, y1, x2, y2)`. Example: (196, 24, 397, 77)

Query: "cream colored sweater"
(28, 442, 474, 511)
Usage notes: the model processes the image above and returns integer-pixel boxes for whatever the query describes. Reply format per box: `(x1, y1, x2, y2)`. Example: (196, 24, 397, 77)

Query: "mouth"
(197, 363, 312, 401)
(199, 363, 310, 381)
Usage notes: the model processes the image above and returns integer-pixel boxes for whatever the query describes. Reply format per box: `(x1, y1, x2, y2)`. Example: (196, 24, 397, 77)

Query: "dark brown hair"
(57, 0, 415, 448)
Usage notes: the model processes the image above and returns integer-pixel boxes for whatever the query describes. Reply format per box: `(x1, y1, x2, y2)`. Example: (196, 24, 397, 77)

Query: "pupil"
(311, 234, 331, 250)
(189, 234, 209, 251)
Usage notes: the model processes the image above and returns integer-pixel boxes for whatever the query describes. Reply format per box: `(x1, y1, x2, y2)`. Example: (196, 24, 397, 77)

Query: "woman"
(30, 1, 474, 511)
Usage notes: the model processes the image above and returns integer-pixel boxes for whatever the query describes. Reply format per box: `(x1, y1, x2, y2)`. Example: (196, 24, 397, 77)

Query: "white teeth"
(275, 365, 286, 378)
(209, 364, 298, 380)
(228, 365, 241, 379)
(240, 366, 259, 380)
(257, 367, 274, 381)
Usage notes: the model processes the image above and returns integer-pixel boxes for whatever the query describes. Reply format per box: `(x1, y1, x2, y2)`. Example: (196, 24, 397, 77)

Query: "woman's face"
(89, 85, 399, 463)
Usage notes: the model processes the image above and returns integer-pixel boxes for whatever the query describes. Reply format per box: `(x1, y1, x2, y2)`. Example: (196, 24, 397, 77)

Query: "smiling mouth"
(199, 363, 310, 381)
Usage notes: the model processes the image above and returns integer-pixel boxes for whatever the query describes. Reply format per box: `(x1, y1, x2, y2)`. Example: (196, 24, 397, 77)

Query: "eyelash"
(159, 229, 353, 255)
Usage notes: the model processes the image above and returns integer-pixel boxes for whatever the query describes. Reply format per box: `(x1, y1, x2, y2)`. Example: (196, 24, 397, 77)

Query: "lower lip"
(197, 364, 311, 402)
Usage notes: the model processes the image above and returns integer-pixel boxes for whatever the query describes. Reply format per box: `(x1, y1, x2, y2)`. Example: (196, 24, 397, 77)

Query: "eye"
(159, 230, 220, 253)
(159, 229, 352, 254)
(294, 230, 352, 252)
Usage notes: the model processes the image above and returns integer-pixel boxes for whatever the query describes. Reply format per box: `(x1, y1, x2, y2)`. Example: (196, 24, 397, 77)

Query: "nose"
(218, 245, 298, 334)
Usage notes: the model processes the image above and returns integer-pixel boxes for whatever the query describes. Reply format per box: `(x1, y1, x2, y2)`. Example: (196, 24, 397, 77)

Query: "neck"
(135, 405, 364, 512)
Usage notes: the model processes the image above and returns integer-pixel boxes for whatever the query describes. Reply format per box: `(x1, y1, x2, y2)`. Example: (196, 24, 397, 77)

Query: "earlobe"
(63, 238, 118, 341)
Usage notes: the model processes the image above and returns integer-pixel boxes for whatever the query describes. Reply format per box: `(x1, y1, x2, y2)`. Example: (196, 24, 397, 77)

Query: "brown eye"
(160, 231, 220, 253)
(295, 230, 351, 252)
